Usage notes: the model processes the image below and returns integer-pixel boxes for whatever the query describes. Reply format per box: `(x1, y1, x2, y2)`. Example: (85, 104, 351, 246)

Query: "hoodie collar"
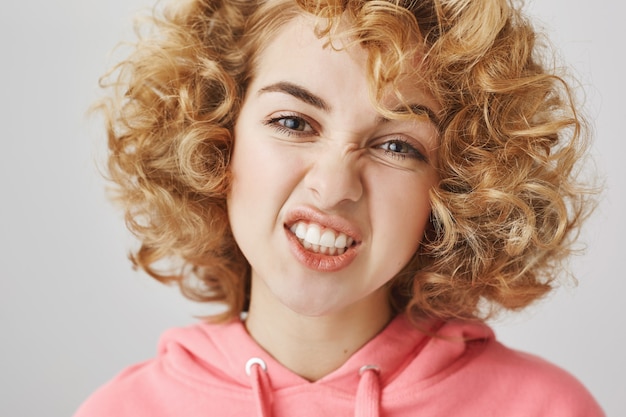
(159, 313, 493, 392)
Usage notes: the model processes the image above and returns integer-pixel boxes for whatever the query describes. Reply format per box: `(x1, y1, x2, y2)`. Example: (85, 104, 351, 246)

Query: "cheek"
(369, 172, 435, 249)
(228, 127, 307, 213)
(227, 133, 275, 253)
(229, 130, 269, 201)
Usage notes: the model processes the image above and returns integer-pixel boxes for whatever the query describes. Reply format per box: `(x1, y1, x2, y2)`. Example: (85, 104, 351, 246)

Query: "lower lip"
(285, 228, 358, 272)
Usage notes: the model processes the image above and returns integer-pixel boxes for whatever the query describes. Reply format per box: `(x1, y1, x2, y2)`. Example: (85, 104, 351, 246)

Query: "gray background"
(1, 0, 623, 416)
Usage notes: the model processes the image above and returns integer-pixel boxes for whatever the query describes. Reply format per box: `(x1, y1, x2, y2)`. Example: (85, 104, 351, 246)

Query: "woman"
(75, 0, 603, 415)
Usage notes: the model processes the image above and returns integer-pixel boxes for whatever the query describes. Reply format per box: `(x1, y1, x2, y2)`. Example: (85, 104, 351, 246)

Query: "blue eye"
(265, 114, 314, 136)
(379, 139, 426, 162)
(385, 141, 410, 153)
(280, 117, 307, 131)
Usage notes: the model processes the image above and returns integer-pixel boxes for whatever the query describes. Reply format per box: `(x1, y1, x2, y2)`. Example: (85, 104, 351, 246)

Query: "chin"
(277, 291, 354, 318)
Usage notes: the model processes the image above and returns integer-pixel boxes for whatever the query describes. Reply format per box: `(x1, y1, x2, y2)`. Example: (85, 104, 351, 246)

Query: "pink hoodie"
(73, 315, 603, 416)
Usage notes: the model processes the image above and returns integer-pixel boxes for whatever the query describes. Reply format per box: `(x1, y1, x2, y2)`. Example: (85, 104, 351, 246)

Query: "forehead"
(252, 16, 366, 86)
(248, 14, 440, 115)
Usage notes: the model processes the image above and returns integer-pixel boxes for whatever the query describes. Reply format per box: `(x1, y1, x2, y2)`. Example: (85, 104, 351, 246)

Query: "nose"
(304, 144, 364, 209)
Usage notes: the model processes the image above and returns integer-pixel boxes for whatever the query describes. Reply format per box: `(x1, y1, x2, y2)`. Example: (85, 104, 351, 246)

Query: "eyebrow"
(258, 82, 331, 112)
(384, 104, 442, 129)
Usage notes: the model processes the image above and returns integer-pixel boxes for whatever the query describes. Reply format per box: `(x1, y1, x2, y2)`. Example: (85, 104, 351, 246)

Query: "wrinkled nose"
(304, 145, 363, 209)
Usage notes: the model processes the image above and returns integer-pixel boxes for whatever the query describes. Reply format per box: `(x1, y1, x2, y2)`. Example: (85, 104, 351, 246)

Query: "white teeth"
(320, 230, 336, 247)
(289, 221, 355, 255)
(305, 225, 321, 245)
(334, 233, 347, 249)
(295, 223, 307, 239)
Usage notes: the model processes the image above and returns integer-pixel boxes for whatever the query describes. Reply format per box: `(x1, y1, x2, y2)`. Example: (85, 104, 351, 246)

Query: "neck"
(245, 281, 393, 381)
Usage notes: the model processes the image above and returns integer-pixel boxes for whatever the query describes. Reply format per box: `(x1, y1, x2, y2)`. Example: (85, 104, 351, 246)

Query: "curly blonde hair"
(99, 0, 593, 321)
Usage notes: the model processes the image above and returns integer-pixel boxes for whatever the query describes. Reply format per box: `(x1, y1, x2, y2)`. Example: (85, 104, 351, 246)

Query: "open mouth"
(289, 221, 356, 256)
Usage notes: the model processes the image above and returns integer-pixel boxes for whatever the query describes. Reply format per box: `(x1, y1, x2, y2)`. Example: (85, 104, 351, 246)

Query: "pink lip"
(285, 230, 359, 272)
(284, 207, 362, 242)
(283, 207, 362, 272)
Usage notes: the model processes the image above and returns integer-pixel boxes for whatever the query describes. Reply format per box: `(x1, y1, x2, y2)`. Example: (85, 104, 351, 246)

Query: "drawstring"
(245, 358, 381, 417)
(355, 365, 381, 417)
(246, 358, 272, 417)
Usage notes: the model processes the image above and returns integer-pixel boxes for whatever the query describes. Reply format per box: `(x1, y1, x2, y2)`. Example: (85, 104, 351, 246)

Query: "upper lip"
(284, 206, 363, 243)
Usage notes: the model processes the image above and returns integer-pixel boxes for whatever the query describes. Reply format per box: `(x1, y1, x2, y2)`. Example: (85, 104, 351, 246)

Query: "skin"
(227, 15, 440, 381)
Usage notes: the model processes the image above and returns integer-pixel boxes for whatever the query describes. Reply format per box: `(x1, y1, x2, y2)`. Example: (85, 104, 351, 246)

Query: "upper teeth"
(289, 222, 354, 255)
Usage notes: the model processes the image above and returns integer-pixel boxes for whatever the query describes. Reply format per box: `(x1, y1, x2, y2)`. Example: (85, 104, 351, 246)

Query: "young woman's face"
(228, 16, 440, 318)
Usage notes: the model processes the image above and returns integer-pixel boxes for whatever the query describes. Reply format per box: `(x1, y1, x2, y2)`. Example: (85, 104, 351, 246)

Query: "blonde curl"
(98, 0, 595, 322)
